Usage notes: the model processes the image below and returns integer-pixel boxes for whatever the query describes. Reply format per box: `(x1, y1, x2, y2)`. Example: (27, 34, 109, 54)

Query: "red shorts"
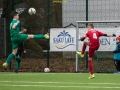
(88, 46, 99, 58)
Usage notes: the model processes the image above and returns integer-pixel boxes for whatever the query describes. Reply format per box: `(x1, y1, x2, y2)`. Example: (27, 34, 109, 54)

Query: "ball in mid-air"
(44, 68, 50, 73)
(28, 8, 36, 15)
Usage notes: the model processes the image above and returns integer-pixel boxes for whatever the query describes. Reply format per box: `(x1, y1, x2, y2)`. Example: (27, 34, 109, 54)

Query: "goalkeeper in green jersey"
(2, 11, 49, 69)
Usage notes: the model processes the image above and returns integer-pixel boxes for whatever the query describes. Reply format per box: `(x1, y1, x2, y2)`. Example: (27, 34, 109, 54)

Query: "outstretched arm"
(104, 34, 116, 37)
(98, 31, 116, 37)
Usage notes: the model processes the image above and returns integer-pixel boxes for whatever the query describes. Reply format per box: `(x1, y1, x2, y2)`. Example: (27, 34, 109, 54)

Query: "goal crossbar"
(77, 20, 120, 23)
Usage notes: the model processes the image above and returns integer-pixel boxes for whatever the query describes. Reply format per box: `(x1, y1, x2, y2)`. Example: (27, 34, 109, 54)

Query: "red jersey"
(84, 29, 104, 48)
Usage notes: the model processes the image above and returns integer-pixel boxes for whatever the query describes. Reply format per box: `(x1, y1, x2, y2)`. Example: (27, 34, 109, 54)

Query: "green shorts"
(11, 34, 28, 50)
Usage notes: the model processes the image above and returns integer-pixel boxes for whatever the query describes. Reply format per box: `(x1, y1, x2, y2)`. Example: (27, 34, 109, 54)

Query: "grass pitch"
(0, 72, 120, 90)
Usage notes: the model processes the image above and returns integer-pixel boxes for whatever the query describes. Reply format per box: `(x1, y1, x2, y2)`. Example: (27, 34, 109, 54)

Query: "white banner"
(50, 28, 76, 51)
(50, 27, 119, 52)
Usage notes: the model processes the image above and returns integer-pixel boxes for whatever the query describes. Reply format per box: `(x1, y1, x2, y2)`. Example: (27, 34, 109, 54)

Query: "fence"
(0, 18, 6, 57)
(0, 0, 120, 72)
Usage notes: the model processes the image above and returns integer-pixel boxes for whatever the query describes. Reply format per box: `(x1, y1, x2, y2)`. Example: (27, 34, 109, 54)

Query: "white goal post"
(76, 20, 120, 72)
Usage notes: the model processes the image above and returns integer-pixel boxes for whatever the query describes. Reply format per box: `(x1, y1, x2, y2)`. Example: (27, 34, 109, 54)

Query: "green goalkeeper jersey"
(10, 19, 20, 36)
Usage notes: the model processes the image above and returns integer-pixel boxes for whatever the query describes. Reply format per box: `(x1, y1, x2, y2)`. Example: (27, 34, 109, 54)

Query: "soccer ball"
(28, 8, 36, 15)
(44, 68, 50, 73)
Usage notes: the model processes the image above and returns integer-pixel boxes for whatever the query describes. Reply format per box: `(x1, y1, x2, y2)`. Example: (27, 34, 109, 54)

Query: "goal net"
(76, 21, 120, 73)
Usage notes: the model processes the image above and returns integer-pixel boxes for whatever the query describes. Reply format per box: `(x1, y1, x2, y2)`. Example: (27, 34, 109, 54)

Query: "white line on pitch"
(1, 84, 120, 88)
(0, 81, 119, 85)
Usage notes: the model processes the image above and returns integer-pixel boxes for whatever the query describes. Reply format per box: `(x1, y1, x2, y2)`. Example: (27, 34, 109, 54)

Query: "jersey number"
(93, 33, 97, 39)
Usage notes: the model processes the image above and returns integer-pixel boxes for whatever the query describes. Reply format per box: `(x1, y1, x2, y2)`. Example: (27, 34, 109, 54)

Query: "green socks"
(15, 61, 19, 70)
(6, 53, 15, 64)
(33, 35, 45, 39)
(15, 55, 21, 70)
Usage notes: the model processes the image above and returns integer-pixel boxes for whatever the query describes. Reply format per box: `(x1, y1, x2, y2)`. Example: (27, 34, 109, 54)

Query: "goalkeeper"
(113, 36, 120, 74)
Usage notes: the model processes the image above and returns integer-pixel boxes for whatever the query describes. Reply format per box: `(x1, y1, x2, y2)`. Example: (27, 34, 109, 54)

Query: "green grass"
(0, 72, 120, 90)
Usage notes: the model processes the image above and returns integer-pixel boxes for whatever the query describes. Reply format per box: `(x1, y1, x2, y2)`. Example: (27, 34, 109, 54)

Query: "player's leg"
(117, 61, 120, 73)
(114, 60, 120, 74)
(15, 34, 49, 46)
(27, 34, 49, 40)
(82, 41, 89, 54)
(88, 57, 95, 79)
(88, 47, 98, 79)
(77, 41, 89, 57)
(18, 55, 22, 70)
(15, 57, 19, 72)
(3, 48, 18, 69)
(18, 59, 21, 69)
(15, 55, 21, 73)
(114, 60, 118, 71)
(115, 60, 120, 72)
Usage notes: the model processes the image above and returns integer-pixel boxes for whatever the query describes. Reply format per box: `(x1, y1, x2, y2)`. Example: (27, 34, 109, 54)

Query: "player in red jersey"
(77, 24, 116, 79)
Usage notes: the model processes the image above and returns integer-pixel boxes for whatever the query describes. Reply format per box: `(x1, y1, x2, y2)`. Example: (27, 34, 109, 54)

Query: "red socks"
(88, 60, 94, 75)
(81, 44, 86, 54)
(82, 43, 94, 75)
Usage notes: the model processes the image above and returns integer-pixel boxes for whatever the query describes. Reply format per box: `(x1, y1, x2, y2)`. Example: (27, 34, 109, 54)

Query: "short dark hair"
(12, 11, 18, 18)
(88, 24, 94, 29)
